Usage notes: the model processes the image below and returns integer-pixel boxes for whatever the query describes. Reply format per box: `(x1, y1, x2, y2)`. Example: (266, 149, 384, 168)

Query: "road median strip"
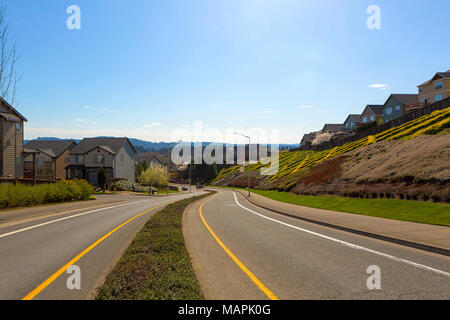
(95, 193, 212, 300)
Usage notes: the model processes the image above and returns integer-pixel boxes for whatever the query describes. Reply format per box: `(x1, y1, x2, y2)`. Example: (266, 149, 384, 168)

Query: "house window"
(435, 81, 443, 90)
(15, 123, 21, 134)
(362, 117, 367, 123)
(435, 94, 443, 102)
(120, 154, 124, 161)
(385, 107, 393, 115)
(422, 98, 428, 103)
(96, 154, 104, 164)
(370, 116, 375, 122)
(65, 156, 70, 163)
(16, 156, 21, 167)
(395, 105, 401, 111)
(76, 155, 84, 164)
(419, 87, 423, 92)
(36, 157, 43, 166)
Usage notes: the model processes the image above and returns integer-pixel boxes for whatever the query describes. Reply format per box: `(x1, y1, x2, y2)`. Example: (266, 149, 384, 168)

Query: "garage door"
(88, 172, 98, 186)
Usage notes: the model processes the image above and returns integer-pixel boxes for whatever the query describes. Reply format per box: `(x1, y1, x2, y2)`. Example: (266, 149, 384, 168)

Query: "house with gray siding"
(66, 137, 136, 185)
(0, 97, 27, 178)
(343, 114, 362, 132)
(382, 94, 419, 123)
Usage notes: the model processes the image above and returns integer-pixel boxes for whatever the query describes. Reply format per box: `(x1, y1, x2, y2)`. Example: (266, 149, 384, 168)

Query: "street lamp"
(233, 132, 251, 198)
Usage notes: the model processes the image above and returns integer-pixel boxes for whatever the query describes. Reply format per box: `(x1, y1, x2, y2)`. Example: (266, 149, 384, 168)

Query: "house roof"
(70, 137, 136, 155)
(136, 151, 168, 165)
(321, 124, 344, 132)
(25, 140, 76, 158)
(301, 133, 316, 144)
(344, 114, 362, 123)
(363, 105, 384, 116)
(389, 94, 419, 105)
(418, 71, 450, 87)
(0, 96, 27, 121)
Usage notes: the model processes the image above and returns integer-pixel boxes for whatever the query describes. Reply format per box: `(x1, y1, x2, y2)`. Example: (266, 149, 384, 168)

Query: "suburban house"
(135, 151, 166, 167)
(418, 70, 450, 104)
(382, 94, 420, 123)
(361, 105, 384, 125)
(343, 114, 362, 132)
(66, 137, 136, 185)
(321, 124, 344, 133)
(300, 132, 317, 147)
(24, 140, 76, 180)
(0, 97, 27, 178)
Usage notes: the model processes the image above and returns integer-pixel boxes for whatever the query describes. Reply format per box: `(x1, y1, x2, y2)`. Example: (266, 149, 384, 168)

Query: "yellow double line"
(22, 203, 166, 300)
(199, 194, 279, 300)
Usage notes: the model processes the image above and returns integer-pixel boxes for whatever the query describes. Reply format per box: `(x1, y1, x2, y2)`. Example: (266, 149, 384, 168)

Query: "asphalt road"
(0, 192, 203, 300)
(184, 190, 450, 300)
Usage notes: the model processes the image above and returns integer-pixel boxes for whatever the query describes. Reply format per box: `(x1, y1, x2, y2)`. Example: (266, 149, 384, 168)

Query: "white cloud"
(75, 118, 88, 122)
(258, 110, 273, 114)
(369, 83, 388, 90)
(182, 124, 191, 128)
(151, 122, 163, 127)
(297, 105, 313, 109)
(84, 106, 92, 110)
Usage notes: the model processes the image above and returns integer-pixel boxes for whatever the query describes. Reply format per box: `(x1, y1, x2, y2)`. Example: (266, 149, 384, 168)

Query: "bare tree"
(0, 5, 20, 106)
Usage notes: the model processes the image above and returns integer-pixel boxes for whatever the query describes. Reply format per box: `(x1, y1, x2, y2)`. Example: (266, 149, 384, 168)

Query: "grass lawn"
(156, 189, 181, 195)
(213, 186, 450, 227)
(96, 193, 211, 300)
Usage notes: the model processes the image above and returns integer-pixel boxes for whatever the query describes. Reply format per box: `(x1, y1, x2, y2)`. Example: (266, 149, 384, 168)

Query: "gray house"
(382, 94, 419, 123)
(343, 114, 362, 132)
(66, 137, 136, 185)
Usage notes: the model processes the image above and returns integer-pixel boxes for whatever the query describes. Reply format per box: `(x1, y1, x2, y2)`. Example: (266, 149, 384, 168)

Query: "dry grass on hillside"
(291, 135, 450, 202)
(342, 135, 450, 183)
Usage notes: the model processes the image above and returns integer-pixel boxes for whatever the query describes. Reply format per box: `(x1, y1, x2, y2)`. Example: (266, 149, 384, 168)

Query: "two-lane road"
(184, 190, 450, 299)
(0, 192, 203, 300)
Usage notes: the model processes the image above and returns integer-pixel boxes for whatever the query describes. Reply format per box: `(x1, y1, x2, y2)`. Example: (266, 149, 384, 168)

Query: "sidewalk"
(235, 190, 450, 256)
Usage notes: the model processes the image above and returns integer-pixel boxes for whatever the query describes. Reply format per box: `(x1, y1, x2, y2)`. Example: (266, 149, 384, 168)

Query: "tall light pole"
(234, 132, 251, 198)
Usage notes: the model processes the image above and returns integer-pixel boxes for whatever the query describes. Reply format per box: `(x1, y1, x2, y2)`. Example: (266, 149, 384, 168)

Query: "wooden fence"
(296, 97, 450, 152)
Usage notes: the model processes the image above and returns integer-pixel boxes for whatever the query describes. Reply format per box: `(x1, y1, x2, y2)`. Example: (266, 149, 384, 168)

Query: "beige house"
(0, 97, 27, 178)
(418, 70, 450, 104)
(24, 140, 76, 180)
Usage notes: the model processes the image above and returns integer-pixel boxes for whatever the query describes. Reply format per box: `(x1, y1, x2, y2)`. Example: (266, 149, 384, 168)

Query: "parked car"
(181, 186, 188, 191)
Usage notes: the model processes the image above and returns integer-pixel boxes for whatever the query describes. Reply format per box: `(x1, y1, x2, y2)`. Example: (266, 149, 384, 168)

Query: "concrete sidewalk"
(234, 189, 450, 256)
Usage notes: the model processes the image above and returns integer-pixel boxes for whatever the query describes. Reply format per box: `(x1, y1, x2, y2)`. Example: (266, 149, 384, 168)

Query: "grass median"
(96, 193, 212, 300)
(214, 186, 450, 227)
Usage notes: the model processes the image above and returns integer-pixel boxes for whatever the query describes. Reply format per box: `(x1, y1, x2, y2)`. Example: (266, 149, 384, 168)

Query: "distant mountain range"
(24, 137, 298, 152)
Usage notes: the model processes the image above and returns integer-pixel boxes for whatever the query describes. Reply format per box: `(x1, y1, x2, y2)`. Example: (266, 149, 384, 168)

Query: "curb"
(227, 189, 450, 257)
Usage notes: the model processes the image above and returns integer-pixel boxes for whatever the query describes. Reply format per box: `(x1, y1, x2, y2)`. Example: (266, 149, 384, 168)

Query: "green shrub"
(0, 180, 94, 209)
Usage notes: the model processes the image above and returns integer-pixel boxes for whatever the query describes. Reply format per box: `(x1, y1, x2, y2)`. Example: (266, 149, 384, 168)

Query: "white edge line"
(0, 200, 150, 239)
(232, 192, 450, 278)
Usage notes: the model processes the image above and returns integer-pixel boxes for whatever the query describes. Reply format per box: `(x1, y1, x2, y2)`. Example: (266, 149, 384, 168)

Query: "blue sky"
(5, 0, 450, 144)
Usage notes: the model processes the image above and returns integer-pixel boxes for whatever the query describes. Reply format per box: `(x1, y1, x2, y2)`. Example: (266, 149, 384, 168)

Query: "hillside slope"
(214, 107, 450, 202)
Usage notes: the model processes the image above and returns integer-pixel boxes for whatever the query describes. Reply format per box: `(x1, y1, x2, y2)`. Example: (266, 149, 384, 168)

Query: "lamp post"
(233, 132, 251, 198)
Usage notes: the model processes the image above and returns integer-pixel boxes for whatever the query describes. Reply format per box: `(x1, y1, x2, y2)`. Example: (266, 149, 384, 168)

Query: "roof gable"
(344, 114, 362, 124)
(70, 137, 136, 155)
(362, 105, 384, 116)
(385, 94, 418, 106)
(0, 97, 27, 121)
(25, 140, 76, 158)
